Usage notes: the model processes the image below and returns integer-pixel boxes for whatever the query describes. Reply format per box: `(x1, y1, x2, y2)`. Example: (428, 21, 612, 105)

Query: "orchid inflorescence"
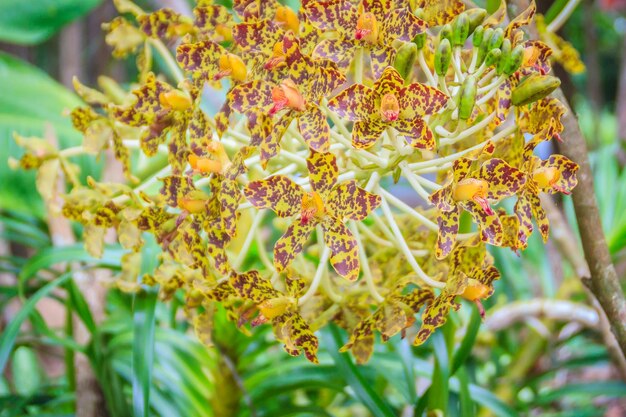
(15, 0, 582, 364)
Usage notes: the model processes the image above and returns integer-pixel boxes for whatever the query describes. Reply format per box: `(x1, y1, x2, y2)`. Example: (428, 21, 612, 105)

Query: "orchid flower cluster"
(15, 0, 581, 364)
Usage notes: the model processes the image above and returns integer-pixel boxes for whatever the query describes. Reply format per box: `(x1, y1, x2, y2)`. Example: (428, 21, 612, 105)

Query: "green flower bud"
(472, 26, 484, 48)
(466, 8, 488, 33)
(394, 42, 418, 80)
(458, 75, 477, 120)
(452, 13, 470, 46)
(504, 44, 524, 75)
(413, 32, 426, 49)
(476, 27, 494, 65)
(435, 38, 452, 76)
(485, 48, 501, 67)
(440, 24, 453, 43)
(487, 27, 504, 51)
(496, 39, 511, 75)
(511, 73, 561, 106)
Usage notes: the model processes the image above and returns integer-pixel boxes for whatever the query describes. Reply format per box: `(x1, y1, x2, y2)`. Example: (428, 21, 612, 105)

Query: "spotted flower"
(111, 73, 212, 175)
(187, 144, 255, 275)
(514, 122, 578, 248)
(341, 287, 434, 363)
(228, 33, 345, 166)
(305, 0, 426, 78)
(244, 151, 380, 281)
(328, 66, 447, 149)
(429, 155, 526, 259)
(414, 237, 500, 345)
(231, 270, 319, 362)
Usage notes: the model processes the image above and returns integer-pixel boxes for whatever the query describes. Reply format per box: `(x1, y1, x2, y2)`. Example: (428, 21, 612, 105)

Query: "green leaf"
(0, 53, 87, 216)
(451, 304, 482, 374)
(132, 240, 160, 417)
(428, 331, 450, 414)
(0, 0, 102, 45)
(468, 385, 519, 417)
(325, 326, 396, 417)
(0, 271, 73, 374)
(457, 367, 474, 417)
(18, 243, 123, 298)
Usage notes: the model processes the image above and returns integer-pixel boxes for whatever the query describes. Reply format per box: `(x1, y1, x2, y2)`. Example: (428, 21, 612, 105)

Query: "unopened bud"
(511, 73, 560, 106)
(484, 48, 501, 68)
(439, 24, 453, 43)
(435, 38, 452, 76)
(496, 39, 511, 75)
(413, 32, 426, 50)
(487, 28, 504, 51)
(458, 76, 477, 120)
(465, 8, 488, 34)
(472, 26, 484, 48)
(452, 13, 470, 46)
(504, 45, 524, 76)
(394, 42, 417, 80)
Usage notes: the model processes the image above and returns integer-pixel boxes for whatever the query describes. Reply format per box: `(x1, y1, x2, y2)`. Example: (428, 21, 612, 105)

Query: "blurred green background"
(1, 0, 626, 416)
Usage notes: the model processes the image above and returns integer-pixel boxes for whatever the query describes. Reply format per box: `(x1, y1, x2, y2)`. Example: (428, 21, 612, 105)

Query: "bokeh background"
(1, 1, 626, 416)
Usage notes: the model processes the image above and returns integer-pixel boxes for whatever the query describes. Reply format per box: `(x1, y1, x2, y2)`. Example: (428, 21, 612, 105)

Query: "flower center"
(460, 278, 490, 301)
(215, 23, 233, 42)
(300, 192, 325, 225)
(275, 6, 300, 34)
(355, 12, 379, 43)
(264, 41, 286, 70)
(270, 79, 306, 115)
(452, 178, 493, 214)
(159, 90, 192, 111)
(380, 93, 400, 122)
(533, 166, 563, 191)
(215, 53, 247, 82)
(257, 296, 294, 321)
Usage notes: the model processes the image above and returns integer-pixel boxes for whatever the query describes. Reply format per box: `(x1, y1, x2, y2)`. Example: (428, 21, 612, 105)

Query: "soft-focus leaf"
(0, 0, 102, 45)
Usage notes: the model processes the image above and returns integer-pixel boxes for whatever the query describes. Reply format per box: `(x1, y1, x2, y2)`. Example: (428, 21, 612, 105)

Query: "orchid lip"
(474, 196, 494, 215)
(213, 69, 231, 81)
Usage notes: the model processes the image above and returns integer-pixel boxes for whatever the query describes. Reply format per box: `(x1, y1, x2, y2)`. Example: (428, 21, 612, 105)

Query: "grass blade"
(326, 325, 396, 417)
(0, 271, 73, 373)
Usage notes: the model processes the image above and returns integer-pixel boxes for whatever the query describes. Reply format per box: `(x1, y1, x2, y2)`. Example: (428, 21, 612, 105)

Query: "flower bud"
(439, 24, 453, 43)
(393, 42, 417, 80)
(511, 73, 560, 106)
(486, 27, 504, 51)
(465, 8, 488, 33)
(413, 32, 426, 50)
(504, 45, 524, 76)
(458, 75, 477, 120)
(496, 39, 511, 75)
(452, 13, 470, 46)
(484, 48, 501, 68)
(435, 38, 452, 76)
(472, 25, 484, 48)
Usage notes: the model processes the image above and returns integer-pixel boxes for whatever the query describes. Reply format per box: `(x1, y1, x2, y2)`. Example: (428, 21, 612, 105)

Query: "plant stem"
(350, 222, 385, 303)
(546, 0, 583, 33)
(378, 192, 444, 289)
